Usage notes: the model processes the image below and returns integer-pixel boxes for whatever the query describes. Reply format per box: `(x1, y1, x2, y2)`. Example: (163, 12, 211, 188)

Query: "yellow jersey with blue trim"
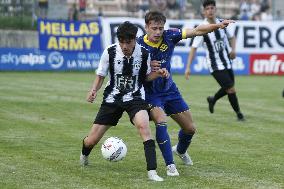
(137, 29, 186, 94)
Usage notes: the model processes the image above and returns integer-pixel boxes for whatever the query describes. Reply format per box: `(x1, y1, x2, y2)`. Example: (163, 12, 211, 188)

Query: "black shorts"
(94, 99, 151, 126)
(211, 69, 235, 90)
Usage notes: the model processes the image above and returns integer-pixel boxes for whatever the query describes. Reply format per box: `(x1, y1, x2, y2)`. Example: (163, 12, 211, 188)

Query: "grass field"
(0, 72, 283, 189)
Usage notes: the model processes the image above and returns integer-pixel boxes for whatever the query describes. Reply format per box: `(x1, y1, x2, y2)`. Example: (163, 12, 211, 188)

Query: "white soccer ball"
(101, 137, 127, 162)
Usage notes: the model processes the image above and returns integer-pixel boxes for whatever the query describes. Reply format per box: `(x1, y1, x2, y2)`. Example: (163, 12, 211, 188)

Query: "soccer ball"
(101, 137, 127, 162)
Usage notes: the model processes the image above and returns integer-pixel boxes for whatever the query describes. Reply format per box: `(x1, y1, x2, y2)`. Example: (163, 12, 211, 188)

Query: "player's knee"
(188, 127, 196, 135)
(150, 108, 166, 124)
(183, 123, 196, 134)
(153, 117, 165, 124)
(226, 87, 236, 94)
(151, 114, 166, 124)
(137, 123, 151, 136)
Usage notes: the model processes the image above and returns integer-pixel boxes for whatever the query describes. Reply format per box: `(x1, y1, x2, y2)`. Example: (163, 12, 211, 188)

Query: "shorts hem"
(168, 109, 190, 117)
(93, 121, 117, 126)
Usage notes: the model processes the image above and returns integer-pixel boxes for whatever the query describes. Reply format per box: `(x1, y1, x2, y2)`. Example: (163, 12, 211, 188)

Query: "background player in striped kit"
(80, 21, 169, 182)
(137, 11, 234, 176)
(185, 0, 245, 121)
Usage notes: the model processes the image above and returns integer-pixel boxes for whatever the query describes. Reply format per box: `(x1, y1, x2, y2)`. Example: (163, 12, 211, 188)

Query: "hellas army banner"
(38, 19, 102, 52)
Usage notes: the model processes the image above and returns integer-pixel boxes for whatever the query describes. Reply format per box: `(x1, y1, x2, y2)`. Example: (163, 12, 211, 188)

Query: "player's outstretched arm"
(87, 75, 105, 103)
(185, 47, 197, 80)
(185, 20, 235, 38)
(228, 36, 236, 59)
(146, 68, 169, 81)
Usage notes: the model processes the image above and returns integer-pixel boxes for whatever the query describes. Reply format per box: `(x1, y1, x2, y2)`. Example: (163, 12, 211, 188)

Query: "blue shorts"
(146, 90, 189, 116)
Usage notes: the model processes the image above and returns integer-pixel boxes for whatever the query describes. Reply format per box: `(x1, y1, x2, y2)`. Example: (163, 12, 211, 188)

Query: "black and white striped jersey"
(192, 18, 234, 73)
(96, 43, 151, 103)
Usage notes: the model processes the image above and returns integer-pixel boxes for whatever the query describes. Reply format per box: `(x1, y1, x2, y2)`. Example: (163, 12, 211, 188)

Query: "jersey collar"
(143, 34, 163, 48)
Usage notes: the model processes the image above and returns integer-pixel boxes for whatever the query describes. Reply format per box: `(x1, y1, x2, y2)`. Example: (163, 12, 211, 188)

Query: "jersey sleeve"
(96, 48, 109, 76)
(191, 35, 204, 48)
(225, 24, 234, 39)
(146, 54, 151, 75)
(166, 29, 183, 44)
(181, 29, 187, 39)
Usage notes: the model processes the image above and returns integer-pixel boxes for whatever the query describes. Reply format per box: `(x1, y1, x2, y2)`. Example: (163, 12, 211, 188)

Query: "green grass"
(0, 72, 283, 189)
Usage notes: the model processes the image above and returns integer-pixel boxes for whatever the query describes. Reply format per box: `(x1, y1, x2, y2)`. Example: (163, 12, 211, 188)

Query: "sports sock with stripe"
(156, 122, 174, 165)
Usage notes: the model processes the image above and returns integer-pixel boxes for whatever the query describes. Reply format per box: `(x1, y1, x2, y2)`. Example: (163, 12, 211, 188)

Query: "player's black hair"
(116, 21, 138, 42)
(145, 11, 166, 24)
(203, 0, 216, 8)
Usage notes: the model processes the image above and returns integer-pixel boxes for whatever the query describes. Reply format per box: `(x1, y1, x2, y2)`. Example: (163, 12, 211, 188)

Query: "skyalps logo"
(1, 52, 45, 66)
(48, 51, 64, 69)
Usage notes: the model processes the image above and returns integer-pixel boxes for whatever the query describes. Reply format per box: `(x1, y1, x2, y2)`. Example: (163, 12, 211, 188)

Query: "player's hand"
(185, 67, 191, 80)
(87, 89, 97, 103)
(157, 68, 169, 78)
(150, 60, 161, 72)
(229, 51, 236, 59)
(219, 20, 235, 29)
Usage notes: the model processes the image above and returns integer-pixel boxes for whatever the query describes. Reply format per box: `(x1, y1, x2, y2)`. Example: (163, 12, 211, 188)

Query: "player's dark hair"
(116, 21, 138, 42)
(203, 0, 216, 8)
(145, 11, 166, 24)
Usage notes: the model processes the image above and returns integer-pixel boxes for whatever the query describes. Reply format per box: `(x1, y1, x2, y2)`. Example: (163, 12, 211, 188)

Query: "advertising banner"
(0, 48, 100, 71)
(99, 18, 284, 75)
(250, 54, 284, 75)
(2, 18, 283, 74)
(170, 51, 249, 75)
(100, 18, 284, 54)
(38, 19, 103, 53)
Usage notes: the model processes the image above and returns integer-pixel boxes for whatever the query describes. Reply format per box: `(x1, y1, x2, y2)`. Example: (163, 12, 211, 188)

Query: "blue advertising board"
(0, 48, 100, 71)
(0, 48, 249, 74)
(170, 52, 249, 75)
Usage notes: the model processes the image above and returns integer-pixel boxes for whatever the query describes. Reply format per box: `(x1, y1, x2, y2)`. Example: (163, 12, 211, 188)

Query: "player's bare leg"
(80, 124, 110, 166)
(133, 110, 164, 181)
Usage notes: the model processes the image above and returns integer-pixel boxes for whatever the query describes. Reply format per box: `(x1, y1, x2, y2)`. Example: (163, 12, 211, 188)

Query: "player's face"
(119, 39, 136, 57)
(145, 21, 165, 43)
(203, 5, 216, 19)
